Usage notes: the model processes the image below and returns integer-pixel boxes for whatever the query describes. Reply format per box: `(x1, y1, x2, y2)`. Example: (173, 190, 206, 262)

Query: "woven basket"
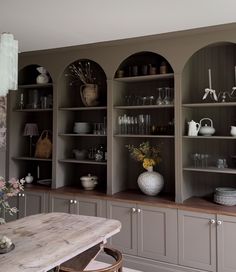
(35, 130, 52, 159)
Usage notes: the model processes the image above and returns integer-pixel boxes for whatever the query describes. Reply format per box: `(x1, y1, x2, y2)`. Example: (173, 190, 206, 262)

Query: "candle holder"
(202, 68, 218, 102)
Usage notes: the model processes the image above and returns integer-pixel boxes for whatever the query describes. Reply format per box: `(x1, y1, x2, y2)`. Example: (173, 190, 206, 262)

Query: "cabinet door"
(76, 197, 102, 217)
(178, 210, 216, 271)
(137, 205, 178, 263)
(107, 201, 137, 255)
(217, 215, 236, 272)
(49, 194, 76, 214)
(18, 191, 48, 218)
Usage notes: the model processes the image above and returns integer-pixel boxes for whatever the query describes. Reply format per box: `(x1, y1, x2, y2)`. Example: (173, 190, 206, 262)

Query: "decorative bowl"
(73, 122, 91, 134)
(80, 174, 98, 190)
(215, 187, 236, 196)
(214, 193, 236, 206)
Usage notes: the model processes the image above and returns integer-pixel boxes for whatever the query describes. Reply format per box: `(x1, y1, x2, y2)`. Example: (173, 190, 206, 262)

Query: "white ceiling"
(1, 0, 236, 52)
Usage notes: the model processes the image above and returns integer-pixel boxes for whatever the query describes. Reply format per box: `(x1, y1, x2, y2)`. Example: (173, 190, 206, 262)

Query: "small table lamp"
(23, 123, 39, 157)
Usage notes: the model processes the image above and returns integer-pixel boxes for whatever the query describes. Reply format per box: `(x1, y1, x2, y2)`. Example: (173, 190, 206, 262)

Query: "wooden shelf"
(182, 102, 236, 108)
(14, 108, 53, 112)
(183, 136, 236, 139)
(58, 159, 107, 165)
(59, 133, 106, 137)
(12, 156, 52, 162)
(114, 134, 174, 138)
(183, 166, 236, 174)
(59, 106, 107, 111)
(114, 105, 174, 109)
(18, 83, 53, 89)
(114, 73, 174, 82)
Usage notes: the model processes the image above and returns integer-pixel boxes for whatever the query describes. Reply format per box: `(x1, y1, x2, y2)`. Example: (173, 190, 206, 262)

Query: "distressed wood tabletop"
(0, 213, 121, 272)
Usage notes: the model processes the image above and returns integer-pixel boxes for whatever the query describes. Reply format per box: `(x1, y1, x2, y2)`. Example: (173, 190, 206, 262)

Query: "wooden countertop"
(24, 184, 236, 217)
(0, 213, 121, 272)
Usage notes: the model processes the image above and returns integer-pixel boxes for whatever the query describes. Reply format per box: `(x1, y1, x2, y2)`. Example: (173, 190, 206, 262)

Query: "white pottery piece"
(36, 67, 49, 84)
(25, 173, 33, 184)
(137, 167, 164, 196)
(80, 174, 98, 190)
(199, 118, 215, 136)
(230, 126, 236, 136)
(188, 120, 200, 136)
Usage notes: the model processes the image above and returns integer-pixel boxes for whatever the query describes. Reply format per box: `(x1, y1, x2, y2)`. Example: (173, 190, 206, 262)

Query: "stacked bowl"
(73, 122, 91, 134)
(214, 187, 236, 206)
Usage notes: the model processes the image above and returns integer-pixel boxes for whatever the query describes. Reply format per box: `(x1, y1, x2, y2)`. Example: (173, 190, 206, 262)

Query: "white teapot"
(188, 120, 200, 136)
(199, 118, 215, 136)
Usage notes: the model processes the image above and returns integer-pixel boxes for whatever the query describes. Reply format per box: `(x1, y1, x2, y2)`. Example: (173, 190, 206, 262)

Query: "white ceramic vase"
(137, 166, 164, 196)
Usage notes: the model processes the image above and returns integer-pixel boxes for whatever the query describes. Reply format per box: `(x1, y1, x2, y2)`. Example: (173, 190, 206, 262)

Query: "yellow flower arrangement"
(126, 142, 161, 170)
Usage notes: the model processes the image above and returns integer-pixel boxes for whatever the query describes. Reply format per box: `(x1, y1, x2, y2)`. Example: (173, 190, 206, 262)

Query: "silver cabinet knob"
(137, 209, 141, 213)
(73, 200, 77, 204)
(210, 219, 216, 224)
(22, 193, 25, 197)
(217, 220, 222, 226)
(132, 207, 136, 213)
(70, 199, 73, 204)
(18, 193, 22, 197)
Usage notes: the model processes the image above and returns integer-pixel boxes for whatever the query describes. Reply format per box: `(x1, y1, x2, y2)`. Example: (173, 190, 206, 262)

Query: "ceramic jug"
(188, 120, 200, 136)
(80, 84, 99, 107)
(199, 118, 215, 136)
(230, 126, 236, 136)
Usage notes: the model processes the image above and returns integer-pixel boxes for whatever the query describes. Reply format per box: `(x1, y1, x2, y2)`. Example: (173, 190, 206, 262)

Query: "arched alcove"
(7, 64, 53, 187)
(111, 51, 175, 196)
(114, 51, 174, 78)
(182, 42, 236, 104)
(181, 42, 236, 202)
(59, 59, 107, 108)
(19, 64, 52, 85)
(56, 59, 108, 192)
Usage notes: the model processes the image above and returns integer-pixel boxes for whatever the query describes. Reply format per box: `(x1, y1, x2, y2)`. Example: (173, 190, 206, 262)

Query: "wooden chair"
(57, 246, 123, 272)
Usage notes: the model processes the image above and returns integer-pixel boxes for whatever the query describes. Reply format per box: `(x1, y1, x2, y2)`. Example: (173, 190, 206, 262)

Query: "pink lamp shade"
(23, 123, 39, 137)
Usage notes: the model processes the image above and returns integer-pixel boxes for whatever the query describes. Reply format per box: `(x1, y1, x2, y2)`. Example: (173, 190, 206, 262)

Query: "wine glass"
(156, 88, 163, 105)
(163, 87, 171, 105)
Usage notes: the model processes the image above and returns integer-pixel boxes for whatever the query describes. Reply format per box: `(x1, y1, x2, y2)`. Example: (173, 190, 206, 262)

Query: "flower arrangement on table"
(0, 176, 25, 251)
(126, 141, 161, 170)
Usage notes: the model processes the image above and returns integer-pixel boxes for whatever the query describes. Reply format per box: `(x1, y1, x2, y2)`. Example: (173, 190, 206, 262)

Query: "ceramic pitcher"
(80, 84, 99, 107)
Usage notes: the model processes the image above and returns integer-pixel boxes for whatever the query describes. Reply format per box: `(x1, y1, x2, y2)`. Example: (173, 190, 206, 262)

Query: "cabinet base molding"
(99, 253, 207, 272)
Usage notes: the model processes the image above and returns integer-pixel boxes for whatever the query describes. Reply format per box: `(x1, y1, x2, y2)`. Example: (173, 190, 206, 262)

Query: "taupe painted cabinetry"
(4, 191, 48, 222)
(178, 210, 216, 271)
(49, 194, 103, 217)
(107, 200, 178, 263)
(217, 214, 236, 272)
(178, 210, 236, 272)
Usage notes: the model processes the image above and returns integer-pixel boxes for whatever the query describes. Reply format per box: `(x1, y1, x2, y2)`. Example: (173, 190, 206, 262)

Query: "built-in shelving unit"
(56, 59, 108, 192)
(181, 42, 236, 202)
(7, 25, 236, 205)
(7, 64, 53, 186)
(111, 51, 175, 196)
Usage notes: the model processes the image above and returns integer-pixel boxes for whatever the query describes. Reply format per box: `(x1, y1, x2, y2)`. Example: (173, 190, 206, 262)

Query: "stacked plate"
(214, 187, 236, 206)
